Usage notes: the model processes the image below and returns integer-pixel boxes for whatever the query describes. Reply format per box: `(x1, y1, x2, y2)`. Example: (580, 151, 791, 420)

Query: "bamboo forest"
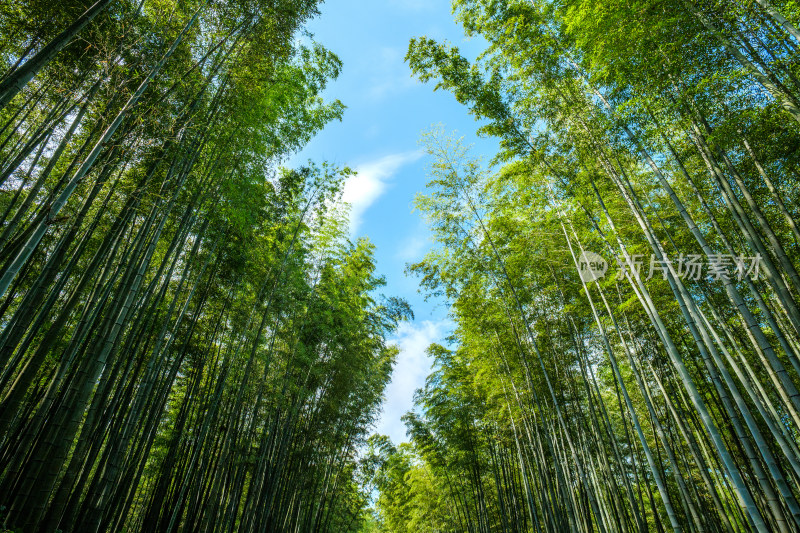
(3, 0, 800, 532)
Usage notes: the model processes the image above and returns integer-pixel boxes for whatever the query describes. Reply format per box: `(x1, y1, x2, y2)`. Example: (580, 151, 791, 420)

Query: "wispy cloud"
(375, 319, 451, 443)
(365, 47, 419, 101)
(343, 151, 422, 235)
(396, 231, 429, 263)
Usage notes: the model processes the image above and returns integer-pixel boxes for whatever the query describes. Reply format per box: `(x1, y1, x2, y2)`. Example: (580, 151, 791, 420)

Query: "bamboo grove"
(0, 0, 413, 531)
(367, 1, 800, 532)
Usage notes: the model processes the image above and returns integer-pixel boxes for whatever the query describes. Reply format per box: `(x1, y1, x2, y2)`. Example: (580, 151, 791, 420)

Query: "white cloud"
(396, 232, 429, 262)
(375, 319, 451, 443)
(343, 151, 422, 235)
(365, 47, 419, 101)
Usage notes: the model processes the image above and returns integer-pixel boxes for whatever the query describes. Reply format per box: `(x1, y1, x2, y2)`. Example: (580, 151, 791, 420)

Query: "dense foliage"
(0, 1, 411, 532)
(370, 1, 800, 532)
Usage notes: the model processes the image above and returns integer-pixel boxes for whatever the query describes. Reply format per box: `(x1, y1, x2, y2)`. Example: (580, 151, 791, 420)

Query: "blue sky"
(290, 0, 498, 444)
